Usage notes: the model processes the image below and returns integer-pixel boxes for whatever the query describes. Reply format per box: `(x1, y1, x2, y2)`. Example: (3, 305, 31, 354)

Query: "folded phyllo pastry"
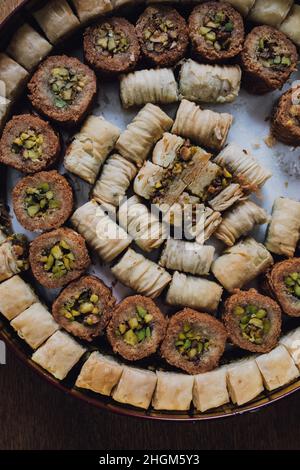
(92, 154, 137, 210)
(166, 272, 223, 314)
(115, 103, 173, 167)
(64, 115, 120, 184)
(193, 367, 229, 412)
(0, 201, 11, 244)
(120, 68, 179, 108)
(179, 61, 241, 104)
(241, 26, 297, 94)
(256, 345, 299, 391)
(223, 289, 281, 353)
(28, 56, 97, 127)
(71, 0, 113, 24)
(52, 275, 116, 342)
(248, 0, 293, 28)
(152, 371, 194, 411)
(118, 196, 167, 252)
(0, 234, 29, 282)
(152, 133, 185, 169)
(75, 351, 123, 396)
(265, 197, 300, 258)
(264, 258, 300, 317)
(0, 275, 37, 321)
(159, 239, 215, 276)
(29, 227, 90, 289)
(11, 302, 59, 350)
(0, 114, 61, 174)
(161, 309, 226, 375)
(0, 53, 28, 101)
(112, 248, 171, 298)
(208, 184, 245, 213)
(214, 143, 272, 192)
(13, 171, 73, 233)
(280, 5, 300, 48)
(32, 330, 86, 380)
(33, 0, 80, 44)
(107, 295, 167, 361)
(136, 5, 188, 68)
(280, 328, 300, 368)
(112, 366, 157, 409)
(172, 100, 233, 151)
(84, 17, 140, 75)
(272, 86, 300, 146)
(134, 161, 165, 200)
(7, 24, 53, 72)
(215, 200, 269, 246)
(188, 2, 244, 63)
(225, 0, 255, 16)
(226, 358, 264, 406)
(71, 200, 131, 263)
(212, 238, 274, 293)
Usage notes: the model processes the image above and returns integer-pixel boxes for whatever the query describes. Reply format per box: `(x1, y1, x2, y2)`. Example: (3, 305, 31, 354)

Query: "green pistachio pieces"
(284, 272, 300, 298)
(143, 13, 178, 53)
(96, 23, 129, 54)
(60, 287, 102, 324)
(116, 305, 153, 345)
(175, 325, 210, 361)
(199, 11, 233, 50)
(257, 37, 292, 70)
(235, 304, 270, 344)
(12, 130, 44, 161)
(49, 67, 86, 108)
(41, 240, 75, 278)
(25, 183, 60, 218)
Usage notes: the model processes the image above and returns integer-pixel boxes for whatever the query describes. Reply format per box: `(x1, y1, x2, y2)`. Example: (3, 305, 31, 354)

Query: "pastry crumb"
(264, 134, 277, 148)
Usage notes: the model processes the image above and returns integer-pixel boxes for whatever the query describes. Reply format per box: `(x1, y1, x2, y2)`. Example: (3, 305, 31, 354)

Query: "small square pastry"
(193, 367, 229, 412)
(256, 345, 299, 391)
(0, 276, 37, 321)
(226, 359, 264, 406)
(11, 303, 59, 350)
(152, 371, 194, 411)
(112, 366, 157, 409)
(71, 0, 112, 23)
(280, 328, 300, 368)
(32, 331, 86, 380)
(76, 352, 123, 396)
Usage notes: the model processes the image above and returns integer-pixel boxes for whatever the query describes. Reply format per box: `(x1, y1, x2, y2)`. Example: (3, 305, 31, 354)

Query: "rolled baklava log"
(265, 197, 300, 258)
(172, 99, 233, 152)
(280, 5, 300, 48)
(0, 234, 29, 282)
(160, 309, 227, 375)
(28, 55, 97, 126)
(0, 114, 60, 174)
(107, 296, 167, 361)
(71, 0, 113, 24)
(212, 237, 274, 292)
(52, 275, 116, 342)
(248, 0, 293, 29)
(29, 227, 90, 289)
(135, 5, 188, 68)
(215, 200, 269, 246)
(225, 0, 255, 17)
(241, 26, 297, 95)
(265, 258, 300, 317)
(12, 171, 73, 233)
(272, 86, 300, 146)
(120, 68, 179, 108)
(84, 17, 140, 75)
(0, 201, 11, 244)
(188, 2, 244, 63)
(223, 289, 282, 353)
(179, 60, 242, 105)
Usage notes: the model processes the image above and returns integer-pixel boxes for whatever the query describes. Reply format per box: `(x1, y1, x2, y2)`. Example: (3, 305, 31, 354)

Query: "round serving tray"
(1, 0, 300, 421)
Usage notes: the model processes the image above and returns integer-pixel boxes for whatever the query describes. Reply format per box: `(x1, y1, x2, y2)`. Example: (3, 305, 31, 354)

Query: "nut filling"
(60, 289, 102, 326)
(201, 166, 233, 202)
(40, 240, 76, 279)
(9, 234, 29, 271)
(143, 13, 179, 53)
(11, 130, 44, 162)
(94, 23, 130, 55)
(234, 304, 271, 345)
(49, 67, 87, 109)
(115, 305, 153, 346)
(175, 323, 210, 361)
(284, 273, 300, 300)
(24, 183, 60, 218)
(257, 38, 291, 70)
(199, 11, 234, 51)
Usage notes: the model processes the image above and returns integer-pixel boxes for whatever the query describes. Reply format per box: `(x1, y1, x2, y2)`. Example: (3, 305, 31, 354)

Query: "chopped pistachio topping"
(199, 11, 234, 51)
(284, 272, 300, 299)
(60, 288, 102, 325)
(234, 304, 270, 345)
(11, 129, 44, 162)
(115, 305, 153, 346)
(200, 166, 233, 202)
(0, 202, 11, 236)
(24, 183, 60, 219)
(40, 239, 75, 279)
(49, 67, 87, 109)
(9, 234, 29, 271)
(143, 12, 179, 53)
(175, 323, 210, 361)
(257, 38, 292, 70)
(95, 23, 130, 55)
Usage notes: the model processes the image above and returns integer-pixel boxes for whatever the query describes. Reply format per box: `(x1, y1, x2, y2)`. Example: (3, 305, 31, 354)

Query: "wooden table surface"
(1, 0, 300, 451)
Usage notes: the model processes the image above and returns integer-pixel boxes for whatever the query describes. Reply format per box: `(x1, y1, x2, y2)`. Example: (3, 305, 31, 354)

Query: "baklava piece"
(226, 359, 264, 406)
(112, 366, 157, 410)
(0, 234, 29, 282)
(256, 345, 299, 391)
(272, 86, 300, 146)
(0, 275, 37, 321)
(152, 371, 194, 411)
